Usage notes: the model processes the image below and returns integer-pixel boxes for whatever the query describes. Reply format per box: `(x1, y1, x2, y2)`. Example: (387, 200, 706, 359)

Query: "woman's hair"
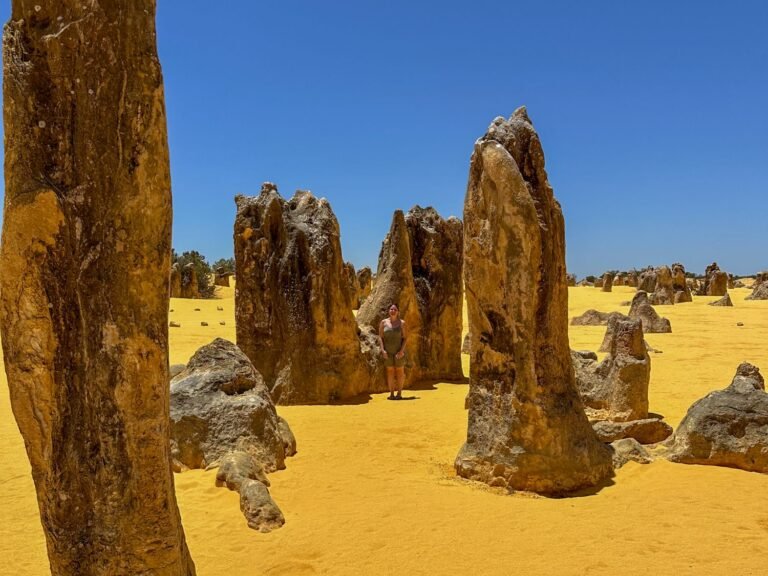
(388, 303, 399, 311)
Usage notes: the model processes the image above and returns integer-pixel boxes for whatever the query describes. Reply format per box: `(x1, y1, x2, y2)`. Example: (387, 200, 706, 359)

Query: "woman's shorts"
(383, 350, 406, 368)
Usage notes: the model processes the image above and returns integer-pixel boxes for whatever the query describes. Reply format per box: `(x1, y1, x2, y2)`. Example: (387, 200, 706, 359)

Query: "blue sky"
(1, 1, 766, 277)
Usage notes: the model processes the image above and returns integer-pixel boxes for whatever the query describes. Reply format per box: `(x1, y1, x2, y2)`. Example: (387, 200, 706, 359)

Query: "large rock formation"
(234, 184, 373, 404)
(671, 263, 693, 303)
(613, 274, 625, 287)
(628, 291, 672, 333)
(667, 363, 768, 473)
(0, 3, 195, 574)
(170, 339, 296, 472)
(626, 270, 639, 288)
(357, 206, 464, 384)
(214, 268, 233, 287)
(455, 108, 612, 494)
(637, 268, 657, 293)
(648, 265, 674, 305)
(180, 262, 199, 299)
(601, 272, 613, 292)
(701, 262, 728, 296)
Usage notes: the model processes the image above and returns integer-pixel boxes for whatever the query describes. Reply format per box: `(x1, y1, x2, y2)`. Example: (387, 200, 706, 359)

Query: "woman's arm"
(378, 320, 387, 355)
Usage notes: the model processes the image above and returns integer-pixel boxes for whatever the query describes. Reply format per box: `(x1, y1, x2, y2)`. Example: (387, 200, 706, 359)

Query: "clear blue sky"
(1, 1, 766, 277)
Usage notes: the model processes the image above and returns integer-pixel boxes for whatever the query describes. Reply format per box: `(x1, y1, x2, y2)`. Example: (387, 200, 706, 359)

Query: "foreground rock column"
(0, 2, 195, 574)
(455, 108, 612, 494)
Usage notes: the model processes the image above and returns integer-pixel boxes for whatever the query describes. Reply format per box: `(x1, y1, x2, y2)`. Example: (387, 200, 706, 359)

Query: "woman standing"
(379, 304, 407, 400)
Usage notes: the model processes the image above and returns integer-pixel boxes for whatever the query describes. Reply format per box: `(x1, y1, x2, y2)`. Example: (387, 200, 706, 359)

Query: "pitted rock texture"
(181, 263, 200, 299)
(629, 291, 672, 333)
(746, 281, 768, 301)
(671, 263, 693, 303)
(667, 363, 768, 473)
(343, 261, 360, 310)
(356, 266, 373, 307)
(649, 265, 674, 305)
(701, 262, 728, 296)
(171, 262, 182, 298)
(570, 309, 625, 326)
(214, 269, 233, 287)
(170, 339, 296, 472)
(594, 418, 673, 444)
(0, 3, 195, 573)
(357, 206, 464, 384)
(573, 317, 650, 422)
(611, 438, 653, 468)
(601, 272, 613, 292)
(455, 108, 612, 494)
(234, 184, 375, 404)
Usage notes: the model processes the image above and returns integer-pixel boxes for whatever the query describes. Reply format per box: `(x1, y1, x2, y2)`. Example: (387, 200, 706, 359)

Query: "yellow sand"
(2, 285, 768, 575)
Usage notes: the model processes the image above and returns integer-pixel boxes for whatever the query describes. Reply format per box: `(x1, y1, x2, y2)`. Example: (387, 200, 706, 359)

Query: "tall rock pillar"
(455, 108, 613, 494)
(1, 3, 195, 574)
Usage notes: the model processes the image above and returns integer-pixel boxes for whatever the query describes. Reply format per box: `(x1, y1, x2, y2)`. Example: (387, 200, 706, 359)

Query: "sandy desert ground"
(2, 284, 768, 575)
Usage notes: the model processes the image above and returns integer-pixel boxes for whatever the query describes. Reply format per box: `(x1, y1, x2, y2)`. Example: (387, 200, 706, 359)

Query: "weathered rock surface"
(570, 309, 625, 326)
(613, 274, 625, 287)
(215, 450, 270, 491)
(701, 262, 728, 296)
(629, 291, 672, 333)
(610, 438, 653, 468)
(746, 281, 768, 301)
(709, 293, 734, 307)
(357, 205, 464, 384)
(593, 417, 673, 444)
(181, 263, 200, 299)
(638, 268, 657, 293)
(214, 269, 233, 287)
(234, 184, 374, 403)
(601, 272, 613, 292)
(667, 363, 768, 473)
(355, 266, 373, 308)
(170, 338, 296, 471)
(0, 3, 195, 573)
(455, 108, 612, 494)
(171, 262, 182, 298)
(671, 263, 693, 303)
(240, 479, 285, 532)
(649, 265, 674, 305)
(342, 261, 359, 309)
(573, 317, 650, 422)
(626, 271, 639, 288)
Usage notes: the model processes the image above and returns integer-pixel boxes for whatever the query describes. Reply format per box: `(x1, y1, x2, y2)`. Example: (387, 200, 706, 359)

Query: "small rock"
(201, 321, 208, 326)
(239, 479, 285, 532)
(737, 322, 744, 327)
(169, 321, 181, 328)
(611, 438, 653, 469)
(219, 321, 226, 326)
(194, 308, 201, 312)
(709, 293, 733, 307)
(215, 451, 269, 491)
(217, 306, 224, 311)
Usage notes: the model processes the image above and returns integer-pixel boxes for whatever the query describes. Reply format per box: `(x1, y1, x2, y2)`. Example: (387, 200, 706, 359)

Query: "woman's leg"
(386, 366, 395, 397)
(395, 367, 405, 397)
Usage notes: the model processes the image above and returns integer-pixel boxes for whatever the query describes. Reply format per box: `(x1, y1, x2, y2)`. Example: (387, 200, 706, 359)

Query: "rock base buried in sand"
(594, 417, 673, 444)
(667, 363, 768, 473)
(629, 291, 672, 333)
(570, 309, 625, 326)
(746, 281, 768, 301)
(709, 293, 734, 307)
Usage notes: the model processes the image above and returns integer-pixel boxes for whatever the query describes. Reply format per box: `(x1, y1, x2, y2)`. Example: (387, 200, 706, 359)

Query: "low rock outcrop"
(629, 291, 672, 333)
(667, 363, 768, 473)
(573, 316, 672, 444)
(570, 309, 625, 326)
(746, 280, 768, 301)
(709, 293, 733, 307)
(455, 108, 612, 494)
(170, 339, 296, 472)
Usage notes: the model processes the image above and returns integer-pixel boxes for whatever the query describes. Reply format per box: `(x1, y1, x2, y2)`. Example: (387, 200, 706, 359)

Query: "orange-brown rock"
(671, 263, 693, 303)
(234, 184, 373, 404)
(626, 270, 639, 288)
(357, 206, 464, 384)
(455, 108, 612, 494)
(171, 263, 183, 297)
(214, 268, 233, 287)
(356, 266, 373, 307)
(343, 261, 360, 310)
(180, 262, 200, 299)
(601, 272, 613, 292)
(649, 265, 674, 305)
(0, 2, 195, 573)
(701, 262, 728, 296)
